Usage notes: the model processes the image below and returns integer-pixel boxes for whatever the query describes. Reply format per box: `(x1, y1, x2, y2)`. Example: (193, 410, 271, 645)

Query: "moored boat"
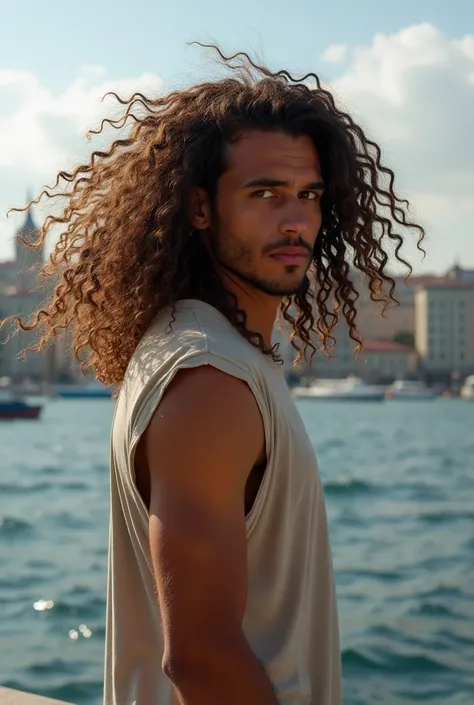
(460, 375, 474, 400)
(385, 380, 438, 400)
(0, 388, 42, 420)
(53, 381, 114, 399)
(292, 376, 385, 402)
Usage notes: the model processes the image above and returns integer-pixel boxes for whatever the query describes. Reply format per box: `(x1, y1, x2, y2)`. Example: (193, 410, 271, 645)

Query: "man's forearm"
(165, 638, 279, 705)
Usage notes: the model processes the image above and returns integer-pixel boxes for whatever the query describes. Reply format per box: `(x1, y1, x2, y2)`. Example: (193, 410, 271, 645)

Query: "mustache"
(262, 236, 313, 256)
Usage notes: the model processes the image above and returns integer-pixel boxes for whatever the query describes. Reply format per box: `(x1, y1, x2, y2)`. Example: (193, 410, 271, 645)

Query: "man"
(8, 47, 424, 704)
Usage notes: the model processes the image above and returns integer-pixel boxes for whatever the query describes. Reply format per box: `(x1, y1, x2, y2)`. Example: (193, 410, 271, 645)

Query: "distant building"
(288, 333, 415, 383)
(357, 339, 416, 382)
(414, 280, 474, 382)
(354, 272, 446, 343)
(445, 264, 474, 284)
(355, 277, 414, 342)
(283, 265, 474, 383)
(0, 261, 20, 293)
(0, 206, 70, 382)
(15, 207, 45, 292)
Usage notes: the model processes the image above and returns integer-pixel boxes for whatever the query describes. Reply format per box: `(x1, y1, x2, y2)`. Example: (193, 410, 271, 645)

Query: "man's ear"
(188, 187, 212, 232)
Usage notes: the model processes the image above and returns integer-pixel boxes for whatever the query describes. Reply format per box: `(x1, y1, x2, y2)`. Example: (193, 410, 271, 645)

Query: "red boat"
(0, 390, 42, 421)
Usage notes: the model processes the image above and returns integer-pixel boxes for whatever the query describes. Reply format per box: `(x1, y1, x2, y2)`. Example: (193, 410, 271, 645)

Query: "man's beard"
(208, 225, 309, 298)
(217, 257, 308, 297)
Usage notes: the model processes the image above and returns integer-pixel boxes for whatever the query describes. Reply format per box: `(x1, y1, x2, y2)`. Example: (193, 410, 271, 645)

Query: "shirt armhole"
(128, 351, 274, 537)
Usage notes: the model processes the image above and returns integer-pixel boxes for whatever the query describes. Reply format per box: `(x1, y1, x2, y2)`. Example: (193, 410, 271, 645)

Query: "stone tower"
(15, 198, 44, 292)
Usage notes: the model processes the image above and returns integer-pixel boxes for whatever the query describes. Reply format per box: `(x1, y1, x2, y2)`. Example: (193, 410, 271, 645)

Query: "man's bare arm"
(141, 365, 278, 705)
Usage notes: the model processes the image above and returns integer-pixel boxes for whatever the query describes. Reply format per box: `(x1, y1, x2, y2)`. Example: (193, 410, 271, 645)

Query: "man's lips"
(269, 248, 310, 263)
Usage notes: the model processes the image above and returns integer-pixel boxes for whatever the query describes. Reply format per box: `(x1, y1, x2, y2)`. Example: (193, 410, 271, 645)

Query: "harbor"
(1, 374, 473, 421)
(0, 8, 473, 703)
(1, 395, 474, 704)
(2, 209, 474, 413)
(1, 216, 473, 702)
(291, 375, 474, 402)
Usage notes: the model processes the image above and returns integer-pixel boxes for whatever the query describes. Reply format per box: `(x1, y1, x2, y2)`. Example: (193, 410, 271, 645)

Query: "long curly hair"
(3, 45, 425, 387)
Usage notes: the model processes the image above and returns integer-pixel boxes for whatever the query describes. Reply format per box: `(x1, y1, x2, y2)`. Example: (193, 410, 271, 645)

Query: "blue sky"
(2, 0, 471, 89)
(1, 0, 473, 271)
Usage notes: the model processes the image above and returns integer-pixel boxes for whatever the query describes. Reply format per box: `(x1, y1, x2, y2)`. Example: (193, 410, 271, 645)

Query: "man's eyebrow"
(241, 177, 325, 190)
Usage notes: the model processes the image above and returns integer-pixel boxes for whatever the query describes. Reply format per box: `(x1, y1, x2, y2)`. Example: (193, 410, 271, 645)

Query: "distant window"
(460, 352, 465, 360)
(459, 301, 465, 308)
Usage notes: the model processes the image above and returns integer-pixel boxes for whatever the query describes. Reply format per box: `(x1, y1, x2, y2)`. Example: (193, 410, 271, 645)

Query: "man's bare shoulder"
(162, 364, 256, 409)
(142, 364, 265, 490)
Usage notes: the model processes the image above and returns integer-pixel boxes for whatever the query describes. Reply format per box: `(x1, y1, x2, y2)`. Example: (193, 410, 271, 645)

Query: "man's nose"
(279, 201, 312, 236)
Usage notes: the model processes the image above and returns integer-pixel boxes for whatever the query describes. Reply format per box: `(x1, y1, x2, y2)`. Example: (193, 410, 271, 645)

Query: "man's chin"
(256, 278, 307, 298)
(218, 262, 306, 298)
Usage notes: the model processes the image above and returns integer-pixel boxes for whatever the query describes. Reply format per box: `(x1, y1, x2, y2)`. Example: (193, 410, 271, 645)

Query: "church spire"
(15, 189, 44, 288)
(17, 189, 38, 240)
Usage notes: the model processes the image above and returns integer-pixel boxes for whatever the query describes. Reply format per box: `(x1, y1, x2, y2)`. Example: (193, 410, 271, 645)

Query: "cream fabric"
(104, 299, 342, 705)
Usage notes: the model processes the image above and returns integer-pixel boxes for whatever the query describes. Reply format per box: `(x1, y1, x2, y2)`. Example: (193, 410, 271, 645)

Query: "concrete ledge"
(0, 688, 71, 704)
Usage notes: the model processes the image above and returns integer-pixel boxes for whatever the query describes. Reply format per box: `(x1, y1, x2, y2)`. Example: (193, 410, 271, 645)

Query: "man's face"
(209, 130, 324, 297)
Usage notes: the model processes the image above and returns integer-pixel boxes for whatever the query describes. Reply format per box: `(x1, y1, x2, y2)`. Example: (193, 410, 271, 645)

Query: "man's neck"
(218, 271, 280, 348)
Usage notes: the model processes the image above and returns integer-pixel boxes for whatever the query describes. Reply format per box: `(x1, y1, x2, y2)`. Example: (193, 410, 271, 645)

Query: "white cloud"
(330, 24, 474, 186)
(324, 23, 474, 270)
(321, 44, 348, 64)
(0, 24, 473, 271)
(0, 67, 165, 260)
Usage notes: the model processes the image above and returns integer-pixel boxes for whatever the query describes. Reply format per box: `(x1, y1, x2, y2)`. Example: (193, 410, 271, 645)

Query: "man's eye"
(300, 191, 320, 201)
(252, 190, 274, 198)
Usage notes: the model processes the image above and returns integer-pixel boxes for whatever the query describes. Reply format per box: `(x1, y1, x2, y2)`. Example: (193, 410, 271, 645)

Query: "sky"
(1, 0, 473, 273)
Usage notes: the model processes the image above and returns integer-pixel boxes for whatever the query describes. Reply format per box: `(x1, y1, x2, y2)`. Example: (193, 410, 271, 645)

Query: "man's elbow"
(161, 630, 279, 705)
(162, 629, 248, 685)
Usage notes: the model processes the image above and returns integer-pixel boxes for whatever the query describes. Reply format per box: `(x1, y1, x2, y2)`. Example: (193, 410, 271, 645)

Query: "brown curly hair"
(3, 44, 425, 387)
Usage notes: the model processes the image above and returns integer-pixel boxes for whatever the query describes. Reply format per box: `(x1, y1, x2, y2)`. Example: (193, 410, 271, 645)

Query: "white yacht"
(460, 375, 474, 400)
(386, 380, 438, 400)
(293, 376, 385, 402)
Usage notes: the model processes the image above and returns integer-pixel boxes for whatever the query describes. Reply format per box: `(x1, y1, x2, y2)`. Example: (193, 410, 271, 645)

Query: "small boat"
(53, 380, 114, 399)
(0, 388, 42, 420)
(460, 375, 474, 400)
(293, 376, 385, 402)
(385, 380, 438, 400)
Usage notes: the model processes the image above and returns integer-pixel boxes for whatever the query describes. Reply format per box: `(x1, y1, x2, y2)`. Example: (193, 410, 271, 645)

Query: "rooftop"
(418, 280, 474, 291)
(364, 340, 413, 353)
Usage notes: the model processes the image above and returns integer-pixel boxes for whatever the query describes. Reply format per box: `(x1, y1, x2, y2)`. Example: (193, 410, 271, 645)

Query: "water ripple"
(324, 478, 376, 496)
(1, 398, 473, 705)
(0, 517, 33, 537)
